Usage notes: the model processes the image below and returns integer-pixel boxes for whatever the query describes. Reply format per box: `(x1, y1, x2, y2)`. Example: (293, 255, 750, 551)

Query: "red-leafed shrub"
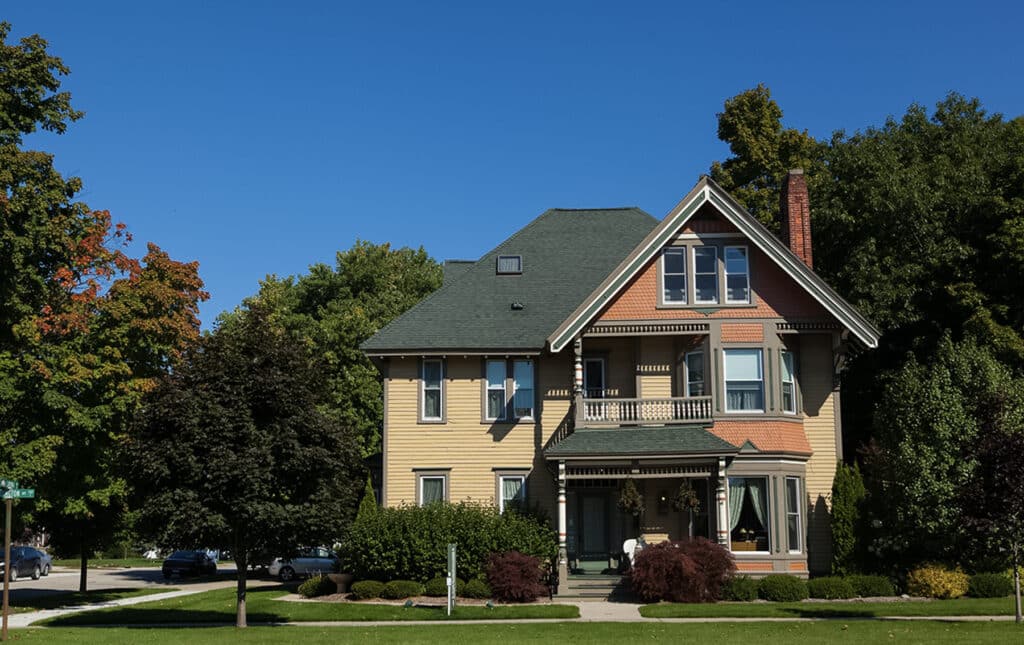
(486, 551, 547, 603)
(630, 538, 735, 603)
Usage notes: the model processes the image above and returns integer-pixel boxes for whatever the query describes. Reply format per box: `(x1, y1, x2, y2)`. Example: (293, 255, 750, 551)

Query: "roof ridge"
(548, 206, 643, 212)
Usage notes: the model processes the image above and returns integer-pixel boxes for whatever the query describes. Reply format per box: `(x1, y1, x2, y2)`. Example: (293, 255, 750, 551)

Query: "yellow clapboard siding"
(638, 336, 673, 398)
(800, 334, 837, 574)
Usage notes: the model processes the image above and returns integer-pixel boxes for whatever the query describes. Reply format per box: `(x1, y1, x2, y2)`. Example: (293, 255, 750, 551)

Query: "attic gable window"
(497, 255, 522, 275)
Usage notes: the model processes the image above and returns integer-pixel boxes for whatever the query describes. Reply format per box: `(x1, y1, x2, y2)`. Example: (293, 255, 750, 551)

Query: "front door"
(579, 493, 608, 557)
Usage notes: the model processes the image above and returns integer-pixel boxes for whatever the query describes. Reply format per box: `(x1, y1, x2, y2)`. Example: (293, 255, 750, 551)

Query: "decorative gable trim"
(548, 177, 880, 352)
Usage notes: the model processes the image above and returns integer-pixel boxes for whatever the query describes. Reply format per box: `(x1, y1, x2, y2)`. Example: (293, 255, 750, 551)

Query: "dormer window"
(497, 255, 522, 274)
(693, 247, 719, 304)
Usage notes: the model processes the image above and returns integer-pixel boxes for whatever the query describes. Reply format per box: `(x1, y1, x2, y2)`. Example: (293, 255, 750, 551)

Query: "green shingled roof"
(362, 207, 658, 352)
(545, 425, 740, 458)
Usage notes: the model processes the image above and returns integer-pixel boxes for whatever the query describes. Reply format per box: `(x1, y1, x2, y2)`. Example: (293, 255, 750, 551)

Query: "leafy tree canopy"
(224, 240, 442, 457)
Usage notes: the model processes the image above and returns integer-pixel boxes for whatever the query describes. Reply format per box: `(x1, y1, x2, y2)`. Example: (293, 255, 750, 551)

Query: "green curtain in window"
(747, 478, 767, 529)
(728, 478, 746, 530)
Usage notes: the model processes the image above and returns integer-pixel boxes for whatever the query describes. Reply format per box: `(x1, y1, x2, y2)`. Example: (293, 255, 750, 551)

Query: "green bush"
(907, 565, 969, 599)
(350, 580, 385, 600)
(968, 572, 1013, 598)
(424, 577, 465, 597)
(381, 580, 425, 599)
(830, 462, 866, 576)
(297, 574, 337, 598)
(846, 574, 895, 597)
(758, 574, 808, 602)
(339, 501, 557, 582)
(808, 576, 856, 599)
(461, 578, 492, 599)
(721, 575, 758, 601)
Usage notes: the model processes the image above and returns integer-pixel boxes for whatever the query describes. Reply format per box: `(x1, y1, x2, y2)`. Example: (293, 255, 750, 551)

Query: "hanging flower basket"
(617, 478, 645, 517)
(672, 481, 701, 513)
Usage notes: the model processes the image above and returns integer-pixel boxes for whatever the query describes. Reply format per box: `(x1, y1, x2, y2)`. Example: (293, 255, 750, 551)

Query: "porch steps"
(559, 573, 636, 601)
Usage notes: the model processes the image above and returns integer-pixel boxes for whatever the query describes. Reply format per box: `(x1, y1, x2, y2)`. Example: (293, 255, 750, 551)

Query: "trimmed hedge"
(758, 574, 808, 602)
(907, 565, 969, 599)
(846, 574, 895, 597)
(629, 538, 735, 603)
(339, 501, 557, 582)
(808, 576, 856, 599)
(722, 575, 758, 601)
(350, 580, 385, 600)
(297, 574, 336, 598)
(462, 578, 492, 599)
(424, 576, 465, 597)
(381, 580, 425, 599)
(968, 572, 1013, 598)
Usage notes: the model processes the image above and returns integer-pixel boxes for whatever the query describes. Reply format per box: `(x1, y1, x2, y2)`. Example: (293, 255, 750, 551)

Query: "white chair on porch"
(622, 538, 640, 569)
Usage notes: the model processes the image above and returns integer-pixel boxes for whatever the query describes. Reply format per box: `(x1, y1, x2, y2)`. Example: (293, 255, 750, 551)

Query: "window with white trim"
(785, 477, 802, 552)
(781, 351, 796, 414)
(418, 474, 447, 506)
(724, 246, 750, 303)
(662, 248, 686, 303)
(485, 359, 506, 420)
(498, 475, 526, 513)
(685, 351, 705, 396)
(583, 357, 606, 398)
(694, 247, 718, 304)
(513, 360, 534, 419)
(724, 349, 764, 412)
(421, 359, 443, 421)
(728, 476, 770, 552)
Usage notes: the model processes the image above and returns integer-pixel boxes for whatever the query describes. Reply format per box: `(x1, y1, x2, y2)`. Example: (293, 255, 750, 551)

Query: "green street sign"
(1, 489, 33, 500)
(0, 480, 16, 490)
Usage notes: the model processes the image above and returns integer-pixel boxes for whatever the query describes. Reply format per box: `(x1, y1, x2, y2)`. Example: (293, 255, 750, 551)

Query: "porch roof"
(545, 424, 740, 458)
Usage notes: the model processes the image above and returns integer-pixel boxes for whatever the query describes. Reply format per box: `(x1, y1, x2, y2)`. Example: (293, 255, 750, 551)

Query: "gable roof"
(547, 177, 881, 352)
(361, 207, 658, 354)
(544, 424, 740, 458)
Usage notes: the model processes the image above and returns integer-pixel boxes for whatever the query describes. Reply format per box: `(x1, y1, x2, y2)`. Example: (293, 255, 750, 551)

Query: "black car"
(161, 550, 217, 579)
(0, 546, 45, 581)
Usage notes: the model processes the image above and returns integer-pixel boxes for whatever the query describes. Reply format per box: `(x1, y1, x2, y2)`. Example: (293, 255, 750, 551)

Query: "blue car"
(0, 546, 46, 581)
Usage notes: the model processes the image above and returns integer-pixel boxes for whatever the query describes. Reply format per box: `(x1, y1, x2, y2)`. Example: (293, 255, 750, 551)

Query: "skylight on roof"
(497, 255, 522, 274)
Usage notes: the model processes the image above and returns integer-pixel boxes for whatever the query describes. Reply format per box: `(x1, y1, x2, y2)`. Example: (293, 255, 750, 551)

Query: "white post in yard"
(716, 457, 730, 548)
(557, 460, 568, 595)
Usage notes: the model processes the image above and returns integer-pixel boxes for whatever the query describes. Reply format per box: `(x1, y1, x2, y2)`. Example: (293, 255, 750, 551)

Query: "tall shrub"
(629, 539, 735, 603)
(831, 461, 866, 575)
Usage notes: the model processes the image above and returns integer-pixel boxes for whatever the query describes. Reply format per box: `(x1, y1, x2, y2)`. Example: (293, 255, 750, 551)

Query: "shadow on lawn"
(45, 608, 289, 627)
(778, 607, 879, 619)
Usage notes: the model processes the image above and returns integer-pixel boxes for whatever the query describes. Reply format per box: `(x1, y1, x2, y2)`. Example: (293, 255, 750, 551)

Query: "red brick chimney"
(779, 168, 813, 269)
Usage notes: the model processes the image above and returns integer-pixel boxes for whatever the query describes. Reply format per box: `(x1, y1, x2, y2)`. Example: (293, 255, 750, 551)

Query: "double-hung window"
(498, 475, 526, 513)
(485, 359, 507, 420)
(785, 477, 802, 552)
(685, 351, 705, 396)
(781, 351, 796, 414)
(694, 247, 718, 304)
(513, 360, 534, 419)
(724, 349, 764, 412)
(724, 246, 750, 303)
(418, 474, 447, 506)
(421, 359, 444, 421)
(662, 248, 687, 303)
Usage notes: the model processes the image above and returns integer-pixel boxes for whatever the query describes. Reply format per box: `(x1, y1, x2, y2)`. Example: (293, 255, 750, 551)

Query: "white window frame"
(724, 349, 764, 413)
(685, 351, 705, 397)
(421, 359, 444, 421)
(693, 246, 719, 304)
(485, 359, 507, 421)
(512, 359, 534, 420)
(498, 474, 526, 513)
(724, 245, 751, 304)
(781, 350, 796, 414)
(418, 474, 447, 506)
(785, 476, 802, 553)
(661, 247, 687, 304)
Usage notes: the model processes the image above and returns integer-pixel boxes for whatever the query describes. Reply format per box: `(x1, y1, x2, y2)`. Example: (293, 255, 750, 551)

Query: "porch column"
(716, 457, 730, 547)
(573, 338, 584, 427)
(557, 460, 569, 594)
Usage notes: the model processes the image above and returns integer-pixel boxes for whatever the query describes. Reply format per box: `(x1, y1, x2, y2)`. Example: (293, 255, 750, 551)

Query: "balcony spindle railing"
(581, 395, 713, 425)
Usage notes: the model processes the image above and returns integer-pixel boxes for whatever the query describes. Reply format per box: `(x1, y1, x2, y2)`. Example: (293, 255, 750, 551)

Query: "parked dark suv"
(0, 546, 45, 581)
(161, 550, 217, 579)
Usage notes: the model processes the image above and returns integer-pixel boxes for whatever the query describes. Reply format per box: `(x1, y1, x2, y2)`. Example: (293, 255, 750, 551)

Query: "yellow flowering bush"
(906, 564, 969, 599)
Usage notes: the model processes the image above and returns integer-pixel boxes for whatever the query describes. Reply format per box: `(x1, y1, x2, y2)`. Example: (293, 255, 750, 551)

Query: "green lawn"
(8, 588, 174, 614)
(640, 597, 1018, 618)
(50, 557, 161, 569)
(12, 622, 1024, 644)
(42, 586, 579, 625)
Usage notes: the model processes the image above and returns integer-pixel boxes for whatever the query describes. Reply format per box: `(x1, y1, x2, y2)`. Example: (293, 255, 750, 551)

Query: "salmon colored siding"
(710, 420, 812, 454)
(721, 323, 764, 343)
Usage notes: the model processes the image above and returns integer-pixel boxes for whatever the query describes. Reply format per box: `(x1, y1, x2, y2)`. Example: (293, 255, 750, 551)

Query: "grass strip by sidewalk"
(42, 586, 579, 625)
(9, 588, 173, 614)
(15, 622, 1024, 644)
(640, 596, 1017, 618)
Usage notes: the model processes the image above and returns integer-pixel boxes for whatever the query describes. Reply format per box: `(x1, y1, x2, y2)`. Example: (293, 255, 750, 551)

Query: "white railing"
(581, 396, 713, 425)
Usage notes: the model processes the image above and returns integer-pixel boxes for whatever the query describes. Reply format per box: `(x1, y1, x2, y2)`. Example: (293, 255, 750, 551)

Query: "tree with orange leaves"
(0, 22, 208, 590)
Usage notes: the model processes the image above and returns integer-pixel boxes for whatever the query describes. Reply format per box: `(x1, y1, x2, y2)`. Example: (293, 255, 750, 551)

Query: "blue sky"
(7, 1, 1023, 326)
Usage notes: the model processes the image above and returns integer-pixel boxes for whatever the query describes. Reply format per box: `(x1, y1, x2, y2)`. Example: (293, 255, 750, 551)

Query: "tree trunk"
(1014, 546, 1021, 624)
(78, 531, 88, 594)
(234, 545, 248, 628)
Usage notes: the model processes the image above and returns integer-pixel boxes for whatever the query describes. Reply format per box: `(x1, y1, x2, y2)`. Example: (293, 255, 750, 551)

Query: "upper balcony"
(579, 393, 713, 427)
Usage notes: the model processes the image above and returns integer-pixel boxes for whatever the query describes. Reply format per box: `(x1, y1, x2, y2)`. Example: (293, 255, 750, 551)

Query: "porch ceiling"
(545, 424, 740, 459)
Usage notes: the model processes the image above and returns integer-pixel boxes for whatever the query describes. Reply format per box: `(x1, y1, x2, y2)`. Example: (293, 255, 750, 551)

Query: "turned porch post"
(716, 456, 730, 547)
(557, 460, 569, 594)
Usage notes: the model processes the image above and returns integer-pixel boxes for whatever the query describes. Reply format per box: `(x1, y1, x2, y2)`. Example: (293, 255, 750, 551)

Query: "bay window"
(781, 350, 796, 414)
(728, 476, 770, 552)
(724, 349, 764, 412)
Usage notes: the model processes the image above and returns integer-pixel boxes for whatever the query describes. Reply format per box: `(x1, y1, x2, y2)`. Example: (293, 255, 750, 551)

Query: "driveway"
(7, 564, 243, 603)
